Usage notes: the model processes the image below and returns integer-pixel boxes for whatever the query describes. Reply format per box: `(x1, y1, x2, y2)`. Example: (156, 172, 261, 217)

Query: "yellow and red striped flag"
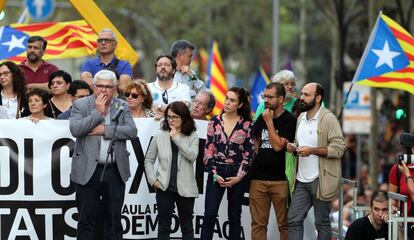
(0, 20, 97, 63)
(207, 41, 228, 116)
(354, 13, 414, 93)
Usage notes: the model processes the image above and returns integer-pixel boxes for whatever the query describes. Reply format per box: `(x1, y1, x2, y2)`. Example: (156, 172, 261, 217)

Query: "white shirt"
(148, 80, 191, 109)
(0, 105, 9, 119)
(296, 107, 322, 183)
(173, 70, 206, 100)
(1, 91, 18, 119)
(98, 107, 112, 164)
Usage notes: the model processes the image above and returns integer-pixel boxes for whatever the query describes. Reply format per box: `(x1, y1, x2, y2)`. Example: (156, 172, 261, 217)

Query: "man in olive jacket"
(286, 82, 346, 240)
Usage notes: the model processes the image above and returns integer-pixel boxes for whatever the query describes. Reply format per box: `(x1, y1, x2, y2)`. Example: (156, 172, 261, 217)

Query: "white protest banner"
(0, 119, 276, 239)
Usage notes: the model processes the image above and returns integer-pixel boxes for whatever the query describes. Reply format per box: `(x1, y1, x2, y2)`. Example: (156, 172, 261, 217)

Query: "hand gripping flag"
(354, 13, 414, 94)
(207, 41, 228, 116)
(0, 20, 97, 63)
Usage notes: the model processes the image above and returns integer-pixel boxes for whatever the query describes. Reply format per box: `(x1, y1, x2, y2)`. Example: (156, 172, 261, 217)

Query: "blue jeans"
(201, 164, 247, 240)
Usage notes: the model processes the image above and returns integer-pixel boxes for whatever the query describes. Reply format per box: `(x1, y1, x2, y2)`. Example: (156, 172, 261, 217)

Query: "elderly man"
(190, 90, 215, 120)
(70, 69, 137, 239)
(20, 36, 59, 90)
(81, 29, 133, 91)
(254, 70, 297, 120)
(286, 82, 346, 240)
(170, 39, 206, 100)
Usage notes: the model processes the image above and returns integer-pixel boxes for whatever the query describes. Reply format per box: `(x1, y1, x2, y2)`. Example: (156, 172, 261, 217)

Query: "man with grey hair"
(81, 29, 133, 91)
(70, 69, 137, 239)
(191, 90, 215, 120)
(254, 69, 298, 120)
(170, 39, 206, 100)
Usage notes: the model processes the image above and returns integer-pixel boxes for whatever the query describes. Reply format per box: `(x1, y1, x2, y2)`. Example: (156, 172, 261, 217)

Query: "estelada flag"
(354, 13, 414, 94)
(0, 20, 97, 63)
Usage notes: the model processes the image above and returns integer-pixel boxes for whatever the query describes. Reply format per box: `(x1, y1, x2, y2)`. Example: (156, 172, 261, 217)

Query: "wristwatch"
(406, 175, 413, 181)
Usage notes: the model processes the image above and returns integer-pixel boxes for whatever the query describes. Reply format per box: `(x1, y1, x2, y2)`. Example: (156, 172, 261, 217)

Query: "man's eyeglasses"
(95, 84, 115, 89)
(0, 71, 11, 78)
(167, 115, 181, 121)
(162, 90, 168, 104)
(125, 92, 139, 99)
(261, 94, 277, 100)
(97, 38, 115, 44)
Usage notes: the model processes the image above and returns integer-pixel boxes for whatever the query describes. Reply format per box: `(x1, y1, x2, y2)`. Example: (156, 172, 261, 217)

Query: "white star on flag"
(371, 41, 401, 69)
(2, 35, 26, 52)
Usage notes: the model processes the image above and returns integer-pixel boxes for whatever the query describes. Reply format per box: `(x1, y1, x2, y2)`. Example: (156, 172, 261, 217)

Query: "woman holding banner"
(201, 87, 254, 240)
(144, 101, 199, 240)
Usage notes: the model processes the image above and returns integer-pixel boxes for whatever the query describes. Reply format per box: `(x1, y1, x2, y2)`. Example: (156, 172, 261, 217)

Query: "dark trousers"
(156, 189, 195, 240)
(288, 179, 331, 240)
(75, 164, 126, 240)
(201, 165, 247, 240)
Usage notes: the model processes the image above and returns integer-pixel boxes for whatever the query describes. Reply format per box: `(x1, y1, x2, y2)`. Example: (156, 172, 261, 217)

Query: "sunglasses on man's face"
(125, 92, 140, 99)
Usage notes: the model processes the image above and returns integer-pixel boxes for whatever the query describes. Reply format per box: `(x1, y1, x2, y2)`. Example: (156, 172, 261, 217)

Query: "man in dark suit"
(69, 69, 137, 239)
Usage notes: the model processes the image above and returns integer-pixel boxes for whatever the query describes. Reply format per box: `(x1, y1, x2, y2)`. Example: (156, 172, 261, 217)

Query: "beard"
(265, 103, 277, 110)
(157, 71, 174, 81)
(299, 97, 316, 112)
(27, 53, 40, 63)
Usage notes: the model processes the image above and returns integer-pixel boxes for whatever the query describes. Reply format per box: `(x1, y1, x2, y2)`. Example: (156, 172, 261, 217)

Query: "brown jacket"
(293, 107, 346, 201)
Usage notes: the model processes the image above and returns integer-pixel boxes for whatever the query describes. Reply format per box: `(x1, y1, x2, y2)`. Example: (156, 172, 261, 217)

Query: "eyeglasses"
(125, 92, 140, 99)
(95, 84, 115, 89)
(0, 71, 11, 78)
(261, 94, 277, 100)
(167, 115, 181, 121)
(162, 90, 168, 104)
(97, 38, 115, 44)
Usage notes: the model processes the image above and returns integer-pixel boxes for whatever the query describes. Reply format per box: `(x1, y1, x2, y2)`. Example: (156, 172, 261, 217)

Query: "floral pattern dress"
(203, 114, 254, 178)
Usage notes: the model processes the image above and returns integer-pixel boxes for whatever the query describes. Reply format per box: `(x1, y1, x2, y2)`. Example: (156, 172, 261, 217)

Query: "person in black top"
(249, 82, 297, 240)
(345, 190, 389, 240)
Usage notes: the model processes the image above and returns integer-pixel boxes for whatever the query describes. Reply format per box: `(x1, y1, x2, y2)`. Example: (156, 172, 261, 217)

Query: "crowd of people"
(2, 27, 414, 240)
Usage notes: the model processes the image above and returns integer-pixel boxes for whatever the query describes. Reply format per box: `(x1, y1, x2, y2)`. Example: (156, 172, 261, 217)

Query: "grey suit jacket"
(144, 130, 199, 198)
(69, 95, 138, 185)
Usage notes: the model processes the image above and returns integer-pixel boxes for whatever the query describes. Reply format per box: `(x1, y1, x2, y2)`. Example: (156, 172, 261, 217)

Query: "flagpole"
(338, 12, 382, 120)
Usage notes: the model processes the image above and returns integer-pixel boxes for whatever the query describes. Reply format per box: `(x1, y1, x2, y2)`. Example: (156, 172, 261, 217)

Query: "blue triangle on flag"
(0, 26, 29, 60)
(356, 18, 409, 81)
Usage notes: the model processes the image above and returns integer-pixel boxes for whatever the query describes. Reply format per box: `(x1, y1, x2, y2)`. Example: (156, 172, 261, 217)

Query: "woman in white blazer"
(144, 101, 199, 240)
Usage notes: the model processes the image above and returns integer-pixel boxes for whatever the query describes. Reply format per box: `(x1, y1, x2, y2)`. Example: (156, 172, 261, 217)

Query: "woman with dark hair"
(44, 70, 72, 118)
(22, 88, 52, 122)
(201, 87, 254, 240)
(125, 80, 155, 117)
(144, 101, 199, 240)
(0, 61, 30, 118)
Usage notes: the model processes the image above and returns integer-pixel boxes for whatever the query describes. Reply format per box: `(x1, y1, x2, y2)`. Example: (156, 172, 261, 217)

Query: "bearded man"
(286, 82, 346, 240)
(20, 36, 59, 90)
(148, 55, 191, 116)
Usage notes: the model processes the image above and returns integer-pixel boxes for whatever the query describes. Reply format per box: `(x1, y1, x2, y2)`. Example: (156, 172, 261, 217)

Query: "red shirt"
(389, 164, 414, 215)
(20, 60, 59, 84)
